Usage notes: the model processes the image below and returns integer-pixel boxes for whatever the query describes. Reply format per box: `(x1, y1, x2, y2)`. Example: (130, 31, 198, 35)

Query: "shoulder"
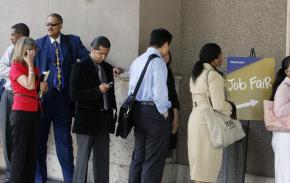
(102, 61, 113, 70)
(11, 62, 24, 68)
(207, 69, 223, 82)
(35, 36, 49, 49)
(63, 34, 81, 42)
(7, 45, 14, 52)
(277, 80, 290, 92)
(72, 58, 90, 69)
(2, 45, 14, 58)
(35, 35, 48, 44)
(275, 81, 290, 100)
(151, 56, 166, 69)
(10, 62, 26, 73)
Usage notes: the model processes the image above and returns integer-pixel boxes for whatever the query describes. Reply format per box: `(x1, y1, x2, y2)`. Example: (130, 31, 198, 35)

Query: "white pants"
(272, 132, 290, 183)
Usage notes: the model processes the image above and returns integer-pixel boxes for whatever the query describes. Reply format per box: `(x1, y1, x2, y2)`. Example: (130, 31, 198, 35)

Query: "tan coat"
(188, 63, 232, 182)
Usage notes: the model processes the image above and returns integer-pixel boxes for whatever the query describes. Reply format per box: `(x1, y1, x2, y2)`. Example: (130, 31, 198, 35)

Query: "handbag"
(0, 79, 6, 102)
(263, 100, 290, 132)
(116, 54, 159, 138)
(203, 70, 245, 148)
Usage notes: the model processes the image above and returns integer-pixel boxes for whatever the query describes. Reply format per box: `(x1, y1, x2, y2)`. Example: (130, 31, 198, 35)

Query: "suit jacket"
(70, 56, 117, 135)
(34, 34, 89, 106)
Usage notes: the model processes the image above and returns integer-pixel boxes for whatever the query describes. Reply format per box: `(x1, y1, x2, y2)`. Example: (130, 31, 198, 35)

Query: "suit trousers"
(36, 89, 74, 183)
(10, 110, 40, 183)
(129, 103, 171, 183)
(73, 114, 110, 183)
(0, 89, 13, 181)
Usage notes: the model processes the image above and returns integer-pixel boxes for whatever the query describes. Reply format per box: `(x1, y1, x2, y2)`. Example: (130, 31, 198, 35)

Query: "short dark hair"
(149, 28, 172, 48)
(48, 13, 63, 24)
(91, 36, 111, 50)
(11, 23, 30, 37)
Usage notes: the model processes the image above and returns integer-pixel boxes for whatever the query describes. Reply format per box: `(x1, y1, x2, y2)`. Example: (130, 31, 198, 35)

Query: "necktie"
(97, 64, 109, 110)
(53, 41, 63, 91)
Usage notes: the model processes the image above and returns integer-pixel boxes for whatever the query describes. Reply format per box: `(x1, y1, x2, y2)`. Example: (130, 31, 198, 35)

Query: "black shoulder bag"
(0, 79, 6, 102)
(116, 54, 159, 138)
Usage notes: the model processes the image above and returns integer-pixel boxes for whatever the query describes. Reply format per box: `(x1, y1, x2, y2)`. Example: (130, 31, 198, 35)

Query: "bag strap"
(132, 54, 159, 97)
(204, 69, 228, 106)
(204, 69, 214, 97)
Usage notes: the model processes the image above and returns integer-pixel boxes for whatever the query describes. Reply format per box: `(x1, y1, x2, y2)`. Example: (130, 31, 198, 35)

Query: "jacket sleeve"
(76, 37, 89, 60)
(0, 46, 13, 80)
(167, 67, 180, 110)
(70, 64, 102, 101)
(208, 71, 232, 117)
(107, 64, 117, 110)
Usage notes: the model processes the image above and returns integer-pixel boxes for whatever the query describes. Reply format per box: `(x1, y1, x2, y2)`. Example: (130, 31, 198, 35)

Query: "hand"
(113, 67, 123, 76)
(40, 81, 48, 95)
(24, 50, 36, 66)
(172, 109, 179, 134)
(163, 112, 168, 120)
(172, 117, 178, 134)
(99, 83, 109, 94)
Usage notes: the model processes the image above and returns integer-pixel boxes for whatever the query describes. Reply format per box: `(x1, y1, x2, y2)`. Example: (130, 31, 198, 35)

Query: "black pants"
(10, 110, 40, 183)
(129, 103, 171, 183)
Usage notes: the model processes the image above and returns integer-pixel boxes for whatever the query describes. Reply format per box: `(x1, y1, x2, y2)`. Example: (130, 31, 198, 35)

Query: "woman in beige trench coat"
(187, 43, 232, 183)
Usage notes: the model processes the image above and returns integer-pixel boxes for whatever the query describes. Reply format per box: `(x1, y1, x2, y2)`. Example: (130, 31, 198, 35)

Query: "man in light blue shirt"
(0, 23, 30, 183)
(128, 28, 172, 183)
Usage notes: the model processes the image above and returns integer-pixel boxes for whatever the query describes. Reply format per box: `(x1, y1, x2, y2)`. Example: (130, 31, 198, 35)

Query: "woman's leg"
(25, 111, 39, 183)
(272, 132, 290, 183)
(10, 111, 30, 183)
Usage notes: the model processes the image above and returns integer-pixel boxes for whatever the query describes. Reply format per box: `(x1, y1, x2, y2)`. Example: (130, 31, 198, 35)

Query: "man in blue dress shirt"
(128, 28, 172, 183)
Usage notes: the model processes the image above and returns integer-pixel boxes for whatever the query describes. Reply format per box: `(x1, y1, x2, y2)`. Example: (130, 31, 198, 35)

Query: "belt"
(136, 101, 155, 106)
(14, 93, 39, 100)
(193, 101, 211, 107)
(4, 89, 13, 94)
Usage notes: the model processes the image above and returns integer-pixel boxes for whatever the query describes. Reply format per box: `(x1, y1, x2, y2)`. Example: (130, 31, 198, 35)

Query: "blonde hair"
(12, 37, 37, 64)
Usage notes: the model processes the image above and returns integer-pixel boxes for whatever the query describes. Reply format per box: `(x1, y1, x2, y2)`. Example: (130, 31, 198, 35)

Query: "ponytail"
(192, 61, 204, 82)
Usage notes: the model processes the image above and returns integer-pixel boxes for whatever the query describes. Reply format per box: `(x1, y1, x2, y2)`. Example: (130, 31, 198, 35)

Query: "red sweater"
(9, 62, 40, 112)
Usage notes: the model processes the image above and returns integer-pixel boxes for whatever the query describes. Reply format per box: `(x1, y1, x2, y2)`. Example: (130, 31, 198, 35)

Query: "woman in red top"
(9, 37, 41, 183)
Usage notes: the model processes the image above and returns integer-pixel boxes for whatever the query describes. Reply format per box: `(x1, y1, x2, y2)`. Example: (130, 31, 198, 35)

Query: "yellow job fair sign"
(226, 57, 275, 121)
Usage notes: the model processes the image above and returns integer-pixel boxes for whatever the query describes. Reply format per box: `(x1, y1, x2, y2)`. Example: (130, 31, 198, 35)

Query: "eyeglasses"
(45, 22, 59, 27)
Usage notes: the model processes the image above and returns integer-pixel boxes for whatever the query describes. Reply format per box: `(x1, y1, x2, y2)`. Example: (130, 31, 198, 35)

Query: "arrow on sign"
(236, 99, 259, 109)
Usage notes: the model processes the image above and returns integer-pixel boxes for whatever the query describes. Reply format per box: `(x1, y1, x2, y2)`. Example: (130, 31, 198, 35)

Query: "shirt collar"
(203, 63, 214, 70)
(147, 47, 162, 58)
(49, 35, 61, 44)
(89, 55, 104, 66)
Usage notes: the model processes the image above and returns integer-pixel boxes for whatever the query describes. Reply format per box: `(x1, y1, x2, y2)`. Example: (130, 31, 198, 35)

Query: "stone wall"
(0, 0, 140, 70)
(178, 0, 287, 177)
